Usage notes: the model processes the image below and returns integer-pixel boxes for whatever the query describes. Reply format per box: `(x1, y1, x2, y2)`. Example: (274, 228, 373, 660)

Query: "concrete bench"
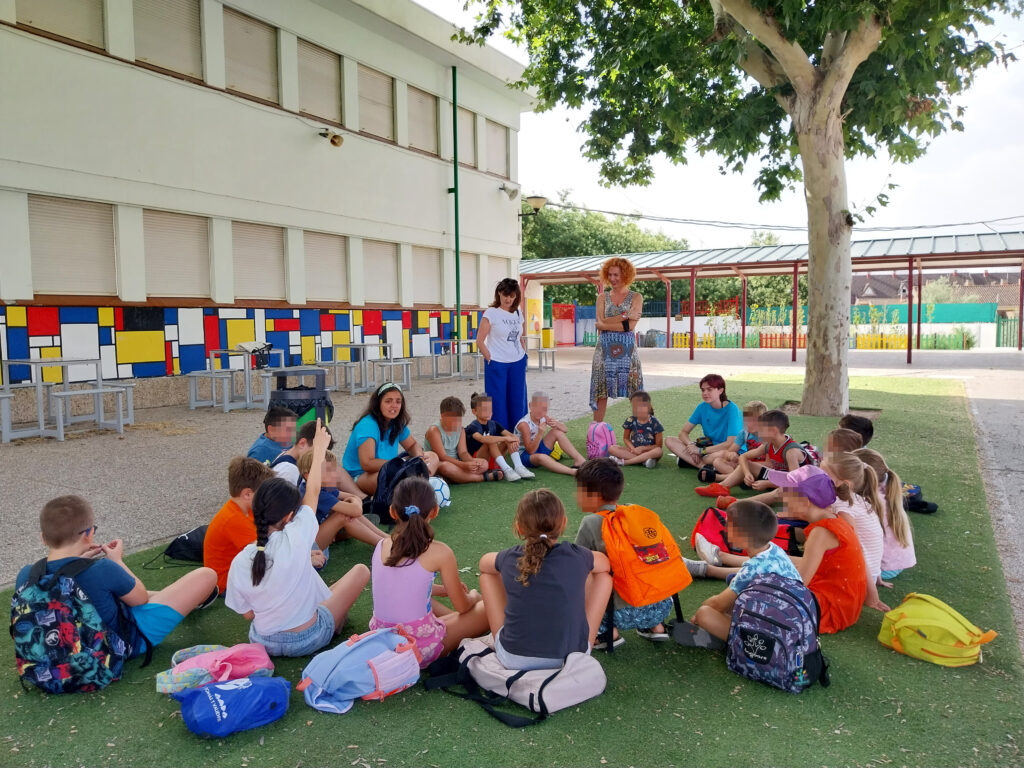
(321, 359, 364, 396)
(55, 381, 136, 427)
(0, 391, 11, 443)
(372, 359, 413, 390)
(536, 348, 556, 371)
(462, 352, 485, 380)
(187, 370, 233, 410)
(51, 387, 125, 441)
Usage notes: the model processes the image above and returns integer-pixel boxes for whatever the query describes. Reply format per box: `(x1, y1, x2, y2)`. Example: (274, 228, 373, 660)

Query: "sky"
(415, 1, 1024, 250)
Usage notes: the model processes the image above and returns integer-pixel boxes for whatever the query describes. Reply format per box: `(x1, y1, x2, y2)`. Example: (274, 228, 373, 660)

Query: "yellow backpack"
(878, 593, 997, 667)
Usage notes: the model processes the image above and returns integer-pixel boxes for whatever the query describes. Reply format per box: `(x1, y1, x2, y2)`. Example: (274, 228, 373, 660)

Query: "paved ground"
(2, 346, 1021, 649)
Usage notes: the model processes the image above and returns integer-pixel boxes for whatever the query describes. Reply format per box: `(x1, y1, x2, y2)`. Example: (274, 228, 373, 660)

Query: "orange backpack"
(598, 504, 693, 607)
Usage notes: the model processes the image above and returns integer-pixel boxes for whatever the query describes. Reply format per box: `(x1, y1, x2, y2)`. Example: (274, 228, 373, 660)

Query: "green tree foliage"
(922, 275, 979, 304)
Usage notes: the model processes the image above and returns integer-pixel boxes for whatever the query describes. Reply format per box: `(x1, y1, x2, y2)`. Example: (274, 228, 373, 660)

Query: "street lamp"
(520, 195, 548, 219)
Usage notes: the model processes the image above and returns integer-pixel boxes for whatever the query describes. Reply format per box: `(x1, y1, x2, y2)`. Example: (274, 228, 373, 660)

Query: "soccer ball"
(429, 476, 452, 509)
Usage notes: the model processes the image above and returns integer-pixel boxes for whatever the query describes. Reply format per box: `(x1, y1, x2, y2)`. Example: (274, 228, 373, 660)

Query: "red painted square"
(165, 342, 173, 376)
(275, 318, 300, 332)
(362, 311, 382, 336)
(320, 314, 336, 331)
(429, 311, 441, 318)
(114, 307, 124, 331)
(27, 307, 60, 336)
(402, 312, 411, 329)
(204, 315, 221, 354)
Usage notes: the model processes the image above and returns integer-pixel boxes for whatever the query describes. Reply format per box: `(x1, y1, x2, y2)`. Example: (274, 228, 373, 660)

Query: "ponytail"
(250, 478, 301, 586)
(855, 448, 913, 548)
(858, 463, 884, 527)
(827, 452, 884, 526)
(385, 477, 439, 567)
(513, 489, 565, 587)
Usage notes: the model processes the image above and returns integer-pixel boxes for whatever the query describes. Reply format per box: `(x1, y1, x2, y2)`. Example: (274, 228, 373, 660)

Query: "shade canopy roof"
(519, 231, 1024, 284)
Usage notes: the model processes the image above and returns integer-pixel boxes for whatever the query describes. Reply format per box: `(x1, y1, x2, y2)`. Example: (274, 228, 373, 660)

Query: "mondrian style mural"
(0, 305, 480, 385)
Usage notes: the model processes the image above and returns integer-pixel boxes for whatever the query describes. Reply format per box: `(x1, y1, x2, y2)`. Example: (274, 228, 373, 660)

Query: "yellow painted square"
(173, 358, 181, 375)
(226, 318, 256, 349)
(441, 311, 451, 324)
(301, 336, 316, 364)
(329, 309, 343, 314)
(6, 306, 26, 326)
(41, 347, 63, 383)
(403, 331, 410, 358)
(115, 330, 165, 364)
(417, 311, 430, 329)
(332, 330, 351, 361)
(98, 307, 114, 327)
(460, 316, 469, 342)
(352, 310, 362, 326)
(266, 319, 274, 332)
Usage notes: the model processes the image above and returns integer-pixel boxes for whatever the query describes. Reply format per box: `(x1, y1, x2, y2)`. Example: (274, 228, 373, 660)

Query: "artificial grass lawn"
(2, 375, 1022, 768)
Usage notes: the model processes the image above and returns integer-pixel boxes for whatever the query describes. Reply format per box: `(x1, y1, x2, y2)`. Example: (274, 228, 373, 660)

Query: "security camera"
(499, 183, 519, 201)
(319, 129, 344, 147)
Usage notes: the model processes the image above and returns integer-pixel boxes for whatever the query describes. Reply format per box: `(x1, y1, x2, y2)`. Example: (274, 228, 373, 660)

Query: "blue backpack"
(10, 558, 149, 694)
(173, 676, 291, 738)
(726, 573, 830, 694)
(297, 628, 423, 714)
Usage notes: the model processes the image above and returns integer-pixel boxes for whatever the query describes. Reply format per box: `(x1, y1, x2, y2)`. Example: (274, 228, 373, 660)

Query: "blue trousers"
(484, 356, 528, 433)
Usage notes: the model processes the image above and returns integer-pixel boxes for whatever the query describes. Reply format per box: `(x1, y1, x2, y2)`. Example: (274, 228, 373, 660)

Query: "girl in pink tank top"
(368, 477, 489, 667)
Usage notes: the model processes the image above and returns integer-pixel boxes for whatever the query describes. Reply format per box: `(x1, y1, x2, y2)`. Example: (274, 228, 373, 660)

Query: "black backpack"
(371, 455, 430, 522)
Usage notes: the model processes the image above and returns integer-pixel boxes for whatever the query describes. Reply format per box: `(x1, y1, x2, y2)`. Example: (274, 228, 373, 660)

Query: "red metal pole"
(1018, 260, 1023, 351)
(916, 261, 923, 350)
(791, 262, 798, 363)
(907, 255, 913, 365)
(663, 278, 671, 341)
(689, 268, 696, 361)
(741, 276, 747, 349)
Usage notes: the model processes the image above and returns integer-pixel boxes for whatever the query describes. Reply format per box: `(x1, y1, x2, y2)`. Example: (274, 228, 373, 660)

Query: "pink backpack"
(156, 643, 274, 694)
(586, 421, 617, 458)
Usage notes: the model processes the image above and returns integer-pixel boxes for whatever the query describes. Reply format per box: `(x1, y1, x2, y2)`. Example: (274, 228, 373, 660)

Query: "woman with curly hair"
(590, 257, 644, 422)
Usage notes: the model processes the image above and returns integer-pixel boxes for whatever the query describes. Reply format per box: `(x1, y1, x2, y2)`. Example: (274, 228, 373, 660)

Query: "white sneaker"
(504, 467, 521, 482)
(644, 458, 658, 469)
(513, 465, 536, 479)
(694, 533, 723, 566)
(610, 456, 625, 466)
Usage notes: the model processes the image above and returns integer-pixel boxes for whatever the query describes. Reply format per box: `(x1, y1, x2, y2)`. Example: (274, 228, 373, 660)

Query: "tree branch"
(820, 30, 848, 70)
(814, 16, 883, 122)
(715, 0, 817, 95)
(735, 35, 794, 111)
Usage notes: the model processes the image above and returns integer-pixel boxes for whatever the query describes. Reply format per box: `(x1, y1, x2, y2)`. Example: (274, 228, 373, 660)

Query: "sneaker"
(694, 533, 723, 566)
(676, 455, 686, 469)
(684, 557, 708, 579)
(593, 635, 626, 651)
(715, 495, 736, 510)
(695, 483, 730, 498)
(671, 620, 726, 651)
(610, 456, 625, 466)
(514, 465, 536, 479)
(197, 586, 220, 610)
(637, 627, 669, 642)
(504, 467, 521, 482)
(644, 458, 658, 469)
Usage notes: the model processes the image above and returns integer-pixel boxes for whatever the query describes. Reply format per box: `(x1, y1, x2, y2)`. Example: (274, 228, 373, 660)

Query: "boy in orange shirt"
(204, 458, 276, 592)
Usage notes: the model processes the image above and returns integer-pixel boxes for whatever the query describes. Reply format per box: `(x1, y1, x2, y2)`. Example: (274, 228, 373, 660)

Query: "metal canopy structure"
(519, 231, 1024, 362)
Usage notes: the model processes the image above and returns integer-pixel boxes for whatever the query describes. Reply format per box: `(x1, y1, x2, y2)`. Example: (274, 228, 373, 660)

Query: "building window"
(16, 0, 105, 48)
(485, 119, 509, 178)
(29, 195, 116, 295)
(407, 86, 438, 155)
(144, 210, 210, 297)
(363, 239, 398, 303)
(358, 64, 394, 141)
(133, 0, 202, 78)
(487, 255, 509, 288)
(298, 39, 342, 124)
(412, 246, 442, 304)
(457, 106, 475, 166)
(459, 253, 478, 306)
(304, 231, 348, 302)
(223, 7, 279, 104)
(232, 222, 285, 300)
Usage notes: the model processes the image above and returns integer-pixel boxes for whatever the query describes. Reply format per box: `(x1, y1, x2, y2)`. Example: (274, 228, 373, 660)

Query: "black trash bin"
(267, 367, 334, 424)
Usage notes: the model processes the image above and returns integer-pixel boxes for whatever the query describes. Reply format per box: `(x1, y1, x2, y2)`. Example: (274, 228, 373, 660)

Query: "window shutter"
(298, 38, 342, 123)
(17, 0, 104, 48)
(487, 255, 509, 289)
(456, 107, 475, 166)
(133, 0, 202, 78)
(29, 196, 116, 295)
(232, 221, 285, 300)
(358, 64, 394, 140)
(458, 253, 478, 306)
(304, 231, 348, 302)
(223, 7, 279, 104)
(143, 210, 210, 297)
(485, 120, 509, 177)
(407, 86, 437, 155)
(412, 246, 441, 304)
(363, 239, 398, 303)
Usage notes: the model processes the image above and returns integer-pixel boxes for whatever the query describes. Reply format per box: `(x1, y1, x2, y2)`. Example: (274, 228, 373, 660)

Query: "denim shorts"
(249, 604, 335, 657)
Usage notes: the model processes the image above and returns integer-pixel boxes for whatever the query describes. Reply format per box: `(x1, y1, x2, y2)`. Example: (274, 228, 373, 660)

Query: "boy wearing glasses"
(15, 495, 218, 658)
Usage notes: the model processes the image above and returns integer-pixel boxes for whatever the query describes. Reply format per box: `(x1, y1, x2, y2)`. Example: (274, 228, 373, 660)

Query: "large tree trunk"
(795, 106, 851, 416)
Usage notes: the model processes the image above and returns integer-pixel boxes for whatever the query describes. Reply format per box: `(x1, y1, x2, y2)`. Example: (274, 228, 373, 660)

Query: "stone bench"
(50, 387, 126, 441)
(186, 370, 233, 410)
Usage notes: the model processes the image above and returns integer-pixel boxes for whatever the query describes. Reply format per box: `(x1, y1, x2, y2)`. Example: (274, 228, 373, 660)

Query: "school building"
(0, 0, 531, 391)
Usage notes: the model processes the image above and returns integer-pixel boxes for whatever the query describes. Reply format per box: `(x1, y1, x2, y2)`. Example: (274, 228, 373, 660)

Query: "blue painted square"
(204, 307, 216, 315)
(178, 344, 207, 374)
(246, 309, 255, 319)
(321, 347, 334, 362)
(299, 309, 321, 337)
(335, 314, 350, 331)
(265, 331, 291, 359)
(133, 361, 167, 378)
(59, 307, 99, 324)
(382, 310, 402, 321)
(6, 327, 30, 382)
(163, 308, 178, 325)
(99, 326, 113, 346)
(265, 309, 294, 319)
(219, 320, 228, 348)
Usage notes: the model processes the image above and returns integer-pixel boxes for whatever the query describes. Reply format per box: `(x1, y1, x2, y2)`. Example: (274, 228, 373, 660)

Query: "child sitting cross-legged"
(605, 390, 664, 468)
(226, 420, 370, 657)
(709, 400, 767, 476)
(16, 495, 219, 661)
(425, 396, 500, 483)
(465, 392, 534, 481)
(368, 477, 489, 668)
(676, 499, 802, 650)
(515, 392, 587, 477)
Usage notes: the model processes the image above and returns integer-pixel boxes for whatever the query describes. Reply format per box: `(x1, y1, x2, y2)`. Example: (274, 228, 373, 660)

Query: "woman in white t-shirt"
(476, 278, 528, 434)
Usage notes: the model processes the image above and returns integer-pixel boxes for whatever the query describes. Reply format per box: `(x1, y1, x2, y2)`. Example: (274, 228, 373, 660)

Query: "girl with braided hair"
(479, 489, 612, 670)
(226, 420, 370, 657)
(368, 476, 489, 667)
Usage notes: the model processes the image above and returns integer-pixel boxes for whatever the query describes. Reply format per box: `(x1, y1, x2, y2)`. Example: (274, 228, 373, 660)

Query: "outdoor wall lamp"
(319, 129, 344, 147)
(498, 182, 519, 201)
(519, 194, 548, 219)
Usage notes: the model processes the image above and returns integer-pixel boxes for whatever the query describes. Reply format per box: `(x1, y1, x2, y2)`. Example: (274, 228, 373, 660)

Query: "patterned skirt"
(369, 612, 447, 668)
(589, 331, 644, 411)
